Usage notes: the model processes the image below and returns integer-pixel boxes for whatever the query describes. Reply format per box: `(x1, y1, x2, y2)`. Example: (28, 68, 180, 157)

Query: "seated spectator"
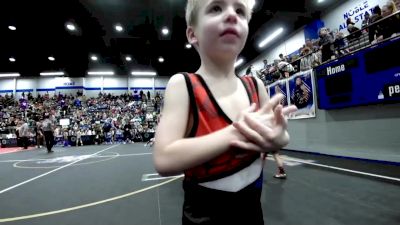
(278, 53, 285, 62)
(362, 11, 370, 29)
(374, 1, 400, 43)
(260, 59, 270, 73)
(300, 47, 319, 71)
(369, 5, 383, 43)
(277, 61, 295, 78)
(63, 129, 70, 147)
(346, 18, 361, 41)
(334, 32, 350, 56)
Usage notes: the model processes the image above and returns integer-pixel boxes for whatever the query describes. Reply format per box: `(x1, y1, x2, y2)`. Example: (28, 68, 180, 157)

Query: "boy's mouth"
(220, 28, 239, 37)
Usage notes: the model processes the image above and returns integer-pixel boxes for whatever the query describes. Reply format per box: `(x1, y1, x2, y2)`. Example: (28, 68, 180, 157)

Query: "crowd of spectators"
(0, 90, 163, 148)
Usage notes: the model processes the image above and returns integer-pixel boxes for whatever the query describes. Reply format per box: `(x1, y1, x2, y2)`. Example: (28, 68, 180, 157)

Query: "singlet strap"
(181, 73, 199, 138)
(240, 76, 260, 108)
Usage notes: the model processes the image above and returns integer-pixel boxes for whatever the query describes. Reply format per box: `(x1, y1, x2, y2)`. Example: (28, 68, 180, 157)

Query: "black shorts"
(182, 177, 264, 225)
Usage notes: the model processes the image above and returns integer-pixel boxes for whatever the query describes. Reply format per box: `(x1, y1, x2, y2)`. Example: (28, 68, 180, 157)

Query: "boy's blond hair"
(185, 0, 255, 26)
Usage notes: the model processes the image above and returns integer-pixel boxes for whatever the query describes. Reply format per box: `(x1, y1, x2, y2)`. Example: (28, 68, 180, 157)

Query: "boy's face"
(188, 0, 249, 60)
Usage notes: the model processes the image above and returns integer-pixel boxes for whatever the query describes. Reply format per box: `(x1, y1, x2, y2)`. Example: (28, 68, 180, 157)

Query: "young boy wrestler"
(154, 0, 297, 224)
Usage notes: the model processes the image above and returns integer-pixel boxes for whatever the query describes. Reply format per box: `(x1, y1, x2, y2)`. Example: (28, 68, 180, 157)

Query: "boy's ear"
(186, 26, 198, 46)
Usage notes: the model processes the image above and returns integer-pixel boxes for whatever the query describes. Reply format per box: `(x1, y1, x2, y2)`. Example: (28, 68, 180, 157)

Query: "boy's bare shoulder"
(167, 73, 186, 86)
(164, 73, 189, 100)
(253, 76, 264, 87)
(252, 76, 267, 93)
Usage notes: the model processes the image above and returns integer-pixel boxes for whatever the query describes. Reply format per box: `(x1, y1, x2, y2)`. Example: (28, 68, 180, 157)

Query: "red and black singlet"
(182, 73, 261, 183)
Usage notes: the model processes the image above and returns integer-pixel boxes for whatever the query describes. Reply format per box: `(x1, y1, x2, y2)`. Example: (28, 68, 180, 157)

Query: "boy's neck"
(196, 56, 237, 80)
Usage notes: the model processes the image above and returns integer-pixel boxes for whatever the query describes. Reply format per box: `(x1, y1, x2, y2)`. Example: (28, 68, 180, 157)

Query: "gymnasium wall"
(286, 104, 400, 163)
(37, 77, 56, 96)
(83, 77, 102, 98)
(16, 79, 35, 99)
(54, 77, 84, 96)
(0, 79, 15, 95)
(103, 76, 129, 96)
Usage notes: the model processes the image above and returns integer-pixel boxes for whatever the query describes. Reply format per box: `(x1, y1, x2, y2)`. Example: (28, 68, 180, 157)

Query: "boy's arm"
(153, 74, 251, 176)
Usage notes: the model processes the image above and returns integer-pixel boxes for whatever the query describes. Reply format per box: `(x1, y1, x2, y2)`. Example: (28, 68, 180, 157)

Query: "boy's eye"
(236, 8, 246, 16)
(209, 5, 222, 13)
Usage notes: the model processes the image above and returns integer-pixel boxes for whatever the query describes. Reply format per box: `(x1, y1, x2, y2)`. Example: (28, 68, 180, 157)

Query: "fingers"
(246, 103, 257, 113)
(282, 105, 298, 116)
(275, 105, 297, 129)
(239, 114, 277, 150)
(233, 121, 265, 146)
(243, 113, 273, 135)
(274, 104, 283, 117)
(271, 130, 289, 147)
(259, 93, 284, 114)
(233, 98, 293, 152)
(274, 104, 284, 126)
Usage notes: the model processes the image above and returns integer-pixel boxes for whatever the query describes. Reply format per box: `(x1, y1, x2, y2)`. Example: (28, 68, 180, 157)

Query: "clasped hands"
(231, 93, 298, 153)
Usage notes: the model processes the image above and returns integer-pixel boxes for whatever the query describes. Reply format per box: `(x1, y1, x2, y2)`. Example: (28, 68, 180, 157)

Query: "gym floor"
(0, 144, 399, 225)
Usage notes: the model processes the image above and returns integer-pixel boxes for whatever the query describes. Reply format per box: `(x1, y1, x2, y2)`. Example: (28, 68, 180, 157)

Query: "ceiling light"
(0, 73, 20, 77)
(185, 43, 192, 49)
(258, 27, 284, 48)
(40, 71, 65, 76)
(9, 57, 16, 62)
(318, 0, 325, 3)
(115, 24, 124, 32)
(66, 23, 76, 31)
(161, 27, 169, 35)
(158, 57, 164, 63)
(91, 55, 98, 61)
(87, 71, 114, 75)
(131, 71, 157, 76)
(48, 56, 55, 61)
(234, 58, 244, 68)
(8, 26, 16, 31)
(125, 56, 132, 61)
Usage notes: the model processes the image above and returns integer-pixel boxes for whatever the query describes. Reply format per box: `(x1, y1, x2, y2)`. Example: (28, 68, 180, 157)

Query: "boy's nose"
(225, 7, 238, 23)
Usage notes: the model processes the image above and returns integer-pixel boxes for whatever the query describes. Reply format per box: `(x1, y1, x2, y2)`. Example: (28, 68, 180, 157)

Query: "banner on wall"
(268, 80, 289, 107)
(267, 69, 316, 119)
(287, 70, 316, 119)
